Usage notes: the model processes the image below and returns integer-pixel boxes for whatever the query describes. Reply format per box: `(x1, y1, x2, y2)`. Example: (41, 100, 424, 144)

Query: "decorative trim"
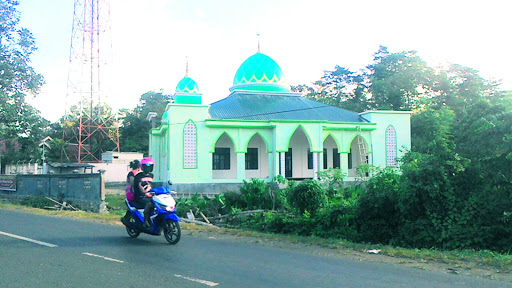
(385, 125, 397, 167)
(210, 131, 237, 153)
(244, 131, 271, 153)
(322, 133, 341, 151)
(183, 120, 198, 169)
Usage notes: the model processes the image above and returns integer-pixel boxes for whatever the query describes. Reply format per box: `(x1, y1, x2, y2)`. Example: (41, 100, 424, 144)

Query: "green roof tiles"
(209, 92, 368, 122)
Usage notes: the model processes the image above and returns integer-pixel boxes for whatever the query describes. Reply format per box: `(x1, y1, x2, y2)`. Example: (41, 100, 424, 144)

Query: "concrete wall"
(0, 174, 105, 213)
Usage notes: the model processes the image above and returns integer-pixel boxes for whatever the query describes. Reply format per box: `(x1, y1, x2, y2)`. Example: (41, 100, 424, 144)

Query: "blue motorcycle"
(121, 186, 181, 244)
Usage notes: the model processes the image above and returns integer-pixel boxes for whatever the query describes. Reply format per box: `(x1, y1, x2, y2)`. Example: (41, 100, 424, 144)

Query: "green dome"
(175, 76, 199, 94)
(230, 52, 290, 92)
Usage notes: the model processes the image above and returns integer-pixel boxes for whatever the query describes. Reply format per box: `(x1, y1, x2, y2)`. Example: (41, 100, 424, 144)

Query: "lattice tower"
(61, 0, 119, 163)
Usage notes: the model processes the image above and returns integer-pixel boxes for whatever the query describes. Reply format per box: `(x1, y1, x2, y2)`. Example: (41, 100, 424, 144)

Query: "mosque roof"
(230, 52, 290, 93)
(209, 92, 368, 122)
(175, 76, 200, 94)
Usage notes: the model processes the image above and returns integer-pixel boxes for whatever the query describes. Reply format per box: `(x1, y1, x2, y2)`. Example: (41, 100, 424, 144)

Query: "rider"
(133, 157, 155, 228)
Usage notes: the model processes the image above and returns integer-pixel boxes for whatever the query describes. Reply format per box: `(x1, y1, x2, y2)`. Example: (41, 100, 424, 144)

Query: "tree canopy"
(0, 0, 46, 165)
(119, 91, 170, 154)
(296, 45, 511, 251)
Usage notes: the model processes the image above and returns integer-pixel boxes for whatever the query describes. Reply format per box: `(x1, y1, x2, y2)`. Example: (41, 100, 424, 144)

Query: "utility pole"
(62, 0, 119, 163)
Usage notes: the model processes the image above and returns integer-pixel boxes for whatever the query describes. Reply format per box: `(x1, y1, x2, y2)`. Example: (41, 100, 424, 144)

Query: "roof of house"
(208, 92, 369, 122)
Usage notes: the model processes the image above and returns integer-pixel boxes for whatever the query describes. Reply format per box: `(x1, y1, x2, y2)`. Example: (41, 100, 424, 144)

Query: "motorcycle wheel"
(126, 215, 140, 238)
(164, 219, 181, 244)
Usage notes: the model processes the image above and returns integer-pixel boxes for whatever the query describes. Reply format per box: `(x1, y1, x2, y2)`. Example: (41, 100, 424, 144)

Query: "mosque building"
(149, 50, 411, 193)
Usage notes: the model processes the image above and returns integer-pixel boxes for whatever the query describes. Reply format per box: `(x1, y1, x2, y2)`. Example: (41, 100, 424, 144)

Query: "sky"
(18, 0, 511, 122)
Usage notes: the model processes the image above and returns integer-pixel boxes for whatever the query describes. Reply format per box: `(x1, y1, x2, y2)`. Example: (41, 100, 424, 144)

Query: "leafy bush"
(356, 168, 400, 244)
(239, 178, 273, 210)
(287, 179, 327, 216)
(312, 193, 359, 240)
(176, 193, 230, 218)
(317, 168, 345, 196)
(223, 191, 243, 209)
(241, 211, 315, 236)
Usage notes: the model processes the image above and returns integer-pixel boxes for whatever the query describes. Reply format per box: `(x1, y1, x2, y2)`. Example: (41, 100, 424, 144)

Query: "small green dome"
(230, 52, 290, 92)
(176, 76, 199, 94)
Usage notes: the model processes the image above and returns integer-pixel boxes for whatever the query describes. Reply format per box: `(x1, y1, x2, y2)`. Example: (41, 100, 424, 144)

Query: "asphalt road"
(0, 209, 510, 288)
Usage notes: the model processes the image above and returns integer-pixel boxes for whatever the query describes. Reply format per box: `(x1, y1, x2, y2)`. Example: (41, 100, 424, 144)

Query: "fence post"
(98, 170, 106, 201)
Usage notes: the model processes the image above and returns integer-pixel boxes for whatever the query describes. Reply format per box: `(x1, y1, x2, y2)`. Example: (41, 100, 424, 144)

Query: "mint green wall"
(151, 103, 211, 184)
(149, 106, 412, 184)
(360, 111, 412, 169)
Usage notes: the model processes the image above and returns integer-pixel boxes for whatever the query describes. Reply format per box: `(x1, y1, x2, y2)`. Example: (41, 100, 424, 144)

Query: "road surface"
(0, 209, 510, 288)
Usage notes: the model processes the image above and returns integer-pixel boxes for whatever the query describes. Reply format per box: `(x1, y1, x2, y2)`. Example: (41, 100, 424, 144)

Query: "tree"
(0, 0, 46, 164)
(292, 66, 369, 113)
(368, 46, 435, 110)
(119, 91, 170, 154)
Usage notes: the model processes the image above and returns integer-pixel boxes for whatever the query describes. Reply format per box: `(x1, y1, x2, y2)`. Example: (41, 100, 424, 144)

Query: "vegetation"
(1, 1, 511, 273)
(0, 0, 47, 166)
(166, 45, 512, 253)
(118, 91, 171, 154)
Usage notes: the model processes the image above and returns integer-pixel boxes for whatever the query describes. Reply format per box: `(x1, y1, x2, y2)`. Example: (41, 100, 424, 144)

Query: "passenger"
(125, 160, 140, 202)
(133, 157, 155, 228)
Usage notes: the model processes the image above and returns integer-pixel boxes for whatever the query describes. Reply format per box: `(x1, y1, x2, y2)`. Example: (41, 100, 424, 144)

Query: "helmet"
(140, 157, 154, 173)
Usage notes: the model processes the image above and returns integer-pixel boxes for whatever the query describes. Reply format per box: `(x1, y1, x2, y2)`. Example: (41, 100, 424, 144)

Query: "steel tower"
(62, 0, 119, 163)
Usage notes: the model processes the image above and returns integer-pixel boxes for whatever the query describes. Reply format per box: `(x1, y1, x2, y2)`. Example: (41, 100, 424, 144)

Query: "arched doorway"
(348, 135, 369, 178)
(323, 135, 340, 170)
(281, 126, 313, 179)
(212, 133, 237, 179)
(245, 133, 269, 179)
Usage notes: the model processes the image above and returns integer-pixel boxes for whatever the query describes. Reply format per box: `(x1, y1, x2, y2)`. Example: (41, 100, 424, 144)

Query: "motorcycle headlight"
(156, 201, 175, 212)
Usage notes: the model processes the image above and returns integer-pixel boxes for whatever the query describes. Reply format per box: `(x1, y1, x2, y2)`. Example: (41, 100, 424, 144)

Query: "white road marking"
(82, 252, 124, 263)
(174, 274, 219, 287)
(0, 231, 58, 248)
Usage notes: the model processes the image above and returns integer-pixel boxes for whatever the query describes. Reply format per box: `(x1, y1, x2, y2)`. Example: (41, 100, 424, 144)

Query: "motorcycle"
(121, 185, 181, 244)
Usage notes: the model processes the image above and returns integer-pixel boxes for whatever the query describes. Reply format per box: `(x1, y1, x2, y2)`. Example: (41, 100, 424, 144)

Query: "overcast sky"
(18, 0, 511, 122)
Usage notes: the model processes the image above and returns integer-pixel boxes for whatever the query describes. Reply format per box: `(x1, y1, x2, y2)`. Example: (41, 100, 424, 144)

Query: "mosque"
(149, 50, 411, 193)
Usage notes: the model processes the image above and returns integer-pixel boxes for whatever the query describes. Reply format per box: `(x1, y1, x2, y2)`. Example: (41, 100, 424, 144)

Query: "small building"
(149, 51, 411, 193)
(101, 152, 144, 164)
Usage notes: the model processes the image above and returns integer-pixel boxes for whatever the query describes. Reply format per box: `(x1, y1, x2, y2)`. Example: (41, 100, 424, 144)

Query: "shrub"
(317, 168, 346, 196)
(239, 178, 273, 210)
(223, 191, 243, 209)
(356, 168, 400, 244)
(287, 179, 327, 216)
(176, 193, 229, 218)
(241, 211, 315, 236)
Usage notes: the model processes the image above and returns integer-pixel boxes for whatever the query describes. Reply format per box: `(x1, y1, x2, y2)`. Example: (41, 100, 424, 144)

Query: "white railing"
(4, 162, 44, 175)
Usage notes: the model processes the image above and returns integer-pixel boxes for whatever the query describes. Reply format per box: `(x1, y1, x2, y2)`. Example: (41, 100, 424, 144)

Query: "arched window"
(386, 126, 397, 167)
(184, 121, 197, 168)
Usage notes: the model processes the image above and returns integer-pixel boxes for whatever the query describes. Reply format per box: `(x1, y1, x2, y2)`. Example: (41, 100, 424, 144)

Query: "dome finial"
(257, 32, 261, 53)
(185, 56, 189, 76)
